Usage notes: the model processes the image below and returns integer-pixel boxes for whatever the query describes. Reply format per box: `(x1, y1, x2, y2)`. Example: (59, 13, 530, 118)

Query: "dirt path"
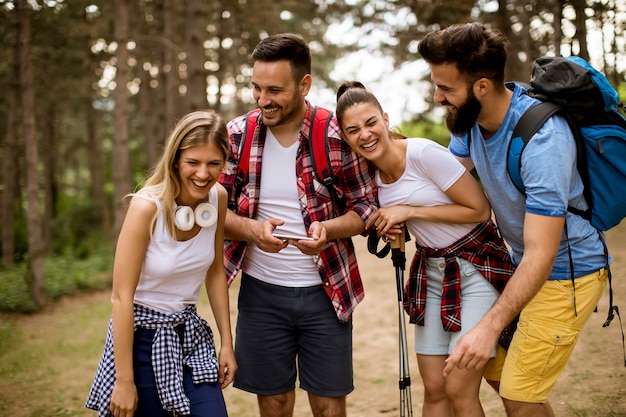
(1, 223, 625, 416)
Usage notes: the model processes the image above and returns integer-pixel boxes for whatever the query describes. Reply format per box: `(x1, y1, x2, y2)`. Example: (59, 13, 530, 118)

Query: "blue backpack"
(509, 56, 626, 232)
(508, 56, 626, 359)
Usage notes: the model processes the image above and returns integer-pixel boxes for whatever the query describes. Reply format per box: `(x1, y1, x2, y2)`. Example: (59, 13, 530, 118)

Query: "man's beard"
(445, 91, 482, 136)
(261, 90, 302, 128)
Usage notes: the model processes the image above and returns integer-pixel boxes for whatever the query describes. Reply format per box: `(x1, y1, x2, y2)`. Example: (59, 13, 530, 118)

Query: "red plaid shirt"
(219, 101, 378, 323)
(404, 220, 516, 348)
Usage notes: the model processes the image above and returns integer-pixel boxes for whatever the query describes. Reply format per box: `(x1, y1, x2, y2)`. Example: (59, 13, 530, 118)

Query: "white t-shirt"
(134, 185, 218, 313)
(242, 129, 320, 287)
(376, 138, 478, 248)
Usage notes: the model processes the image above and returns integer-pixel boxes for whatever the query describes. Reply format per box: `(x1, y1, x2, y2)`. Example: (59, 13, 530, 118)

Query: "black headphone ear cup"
(195, 203, 218, 228)
(174, 205, 195, 231)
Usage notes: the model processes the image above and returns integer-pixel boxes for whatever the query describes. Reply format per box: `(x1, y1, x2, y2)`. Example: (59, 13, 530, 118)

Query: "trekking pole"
(390, 229, 413, 417)
(367, 228, 413, 416)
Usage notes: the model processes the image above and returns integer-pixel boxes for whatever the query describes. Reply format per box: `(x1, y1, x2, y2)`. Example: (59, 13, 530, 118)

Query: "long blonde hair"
(134, 110, 229, 238)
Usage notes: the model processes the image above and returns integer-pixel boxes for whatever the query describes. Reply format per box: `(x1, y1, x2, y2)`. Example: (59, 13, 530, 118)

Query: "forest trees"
(17, 0, 46, 306)
(0, 0, 624, 308)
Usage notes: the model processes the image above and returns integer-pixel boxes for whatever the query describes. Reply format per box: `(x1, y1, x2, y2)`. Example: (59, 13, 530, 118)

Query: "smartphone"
(271, 232, 314, 241)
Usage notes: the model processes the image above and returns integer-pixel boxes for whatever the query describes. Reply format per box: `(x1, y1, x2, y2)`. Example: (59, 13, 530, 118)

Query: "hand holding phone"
(271, 232, 314, 241)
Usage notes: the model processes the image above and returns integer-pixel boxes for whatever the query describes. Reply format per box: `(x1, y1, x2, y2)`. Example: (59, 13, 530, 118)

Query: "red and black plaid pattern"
(404, 220, 516, 348)
(219, 101, 378, 323)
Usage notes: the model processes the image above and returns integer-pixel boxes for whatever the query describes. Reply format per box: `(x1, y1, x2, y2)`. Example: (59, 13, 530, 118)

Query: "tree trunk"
(552, 0, 563, 56)
(86, 95, 112, 242)
(137, 64, 159, 169)
(41, 103, 56, 252)
(152, 0, 167, 145)
(499, 0, 529, 81)
(162, 0, 179, 133)
(112, 0, 132, 240)
(2, 14, 20, 267)
(17, 0, 46, 307)
(1, 95, 19, 267)
(133, 3, 159, 170)
(597, 0, 617, 82)
(185, 0, 208, 111)
(217, 0, 241, 115)
(520, 3, 533, 77)
(571, 0, 590, 60)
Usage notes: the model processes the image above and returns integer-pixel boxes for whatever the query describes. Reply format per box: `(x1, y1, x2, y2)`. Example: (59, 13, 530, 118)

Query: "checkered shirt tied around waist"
(85, 304, 218, 416)
(219, 101, 378, 323)
(404, 220, 516, 348)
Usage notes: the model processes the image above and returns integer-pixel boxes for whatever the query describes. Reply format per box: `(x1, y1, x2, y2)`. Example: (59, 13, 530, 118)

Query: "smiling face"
(430, 62, 482, 136)
(175, 141, 225, 207)
(340, 102, 390, 162)
(251, 59, 310, 129)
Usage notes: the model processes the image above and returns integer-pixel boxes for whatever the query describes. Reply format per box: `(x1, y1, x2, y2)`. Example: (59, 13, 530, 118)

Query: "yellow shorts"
(499, 269, 608, 403)
(483, 343, 506, 382)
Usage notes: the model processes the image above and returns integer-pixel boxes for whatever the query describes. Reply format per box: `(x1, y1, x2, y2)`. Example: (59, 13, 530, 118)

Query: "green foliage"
(618, 83, 626, 103)
(0, 244, 113, 312)
(50, 199, 106, 258)
(397, 120, 450, 146)
(0, 263, 31, 312)
(43, 245, 113, 297)
(4, 215, 29, 264)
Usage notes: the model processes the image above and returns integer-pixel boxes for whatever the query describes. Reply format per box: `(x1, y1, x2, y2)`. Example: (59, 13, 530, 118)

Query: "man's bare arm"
(443, 212, 564, 374)
(321, 210, 365, 241)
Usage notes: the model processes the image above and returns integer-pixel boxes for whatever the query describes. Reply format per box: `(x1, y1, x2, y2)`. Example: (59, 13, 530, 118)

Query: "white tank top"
(377, 138, 479, 248)
(134, 186, 218, 313)
(242, 129, 320, 287)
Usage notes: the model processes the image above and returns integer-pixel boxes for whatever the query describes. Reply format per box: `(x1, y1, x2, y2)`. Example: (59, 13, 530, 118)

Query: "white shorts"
(414, 257, 499, 356)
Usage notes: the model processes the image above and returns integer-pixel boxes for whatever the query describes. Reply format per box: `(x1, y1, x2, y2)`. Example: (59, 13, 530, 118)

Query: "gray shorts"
(233, 273, 354, 397)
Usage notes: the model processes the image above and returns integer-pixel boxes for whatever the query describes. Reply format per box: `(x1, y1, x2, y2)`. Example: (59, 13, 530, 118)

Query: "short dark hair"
(418, 23, 508, 86)
(251, 33, 311, 84)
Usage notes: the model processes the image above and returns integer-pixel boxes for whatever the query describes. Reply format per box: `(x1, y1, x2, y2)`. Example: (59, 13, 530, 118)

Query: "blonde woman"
(86, 110, 236, 417)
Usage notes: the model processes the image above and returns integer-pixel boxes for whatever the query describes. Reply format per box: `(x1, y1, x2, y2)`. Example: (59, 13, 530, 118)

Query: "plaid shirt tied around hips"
(404, 220, 517, 349)
(85, 304, 218, 416)
(219, 101, 378, 323)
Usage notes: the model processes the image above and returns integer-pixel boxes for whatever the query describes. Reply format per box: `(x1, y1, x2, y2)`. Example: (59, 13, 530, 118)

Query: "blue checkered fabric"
(85, 304, 218, 416)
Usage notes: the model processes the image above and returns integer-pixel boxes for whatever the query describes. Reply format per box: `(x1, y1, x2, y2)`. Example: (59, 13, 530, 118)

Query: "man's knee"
(308, 393, 346, 417)
(503, 398, 550, 417)
(258, 391, 296, 417)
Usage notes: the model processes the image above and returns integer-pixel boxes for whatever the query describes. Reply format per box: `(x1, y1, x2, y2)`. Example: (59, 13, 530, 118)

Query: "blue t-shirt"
(449, 83, 608, 280)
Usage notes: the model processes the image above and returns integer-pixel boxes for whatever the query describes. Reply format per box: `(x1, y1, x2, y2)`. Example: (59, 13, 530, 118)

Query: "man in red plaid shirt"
(218, 33, 377, 417)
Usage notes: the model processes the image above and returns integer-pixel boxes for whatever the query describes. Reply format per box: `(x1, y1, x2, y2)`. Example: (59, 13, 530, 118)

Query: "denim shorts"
(133, 327, 228, 417)
(233, 273, 354, 397)
(414, 257, 500, 355)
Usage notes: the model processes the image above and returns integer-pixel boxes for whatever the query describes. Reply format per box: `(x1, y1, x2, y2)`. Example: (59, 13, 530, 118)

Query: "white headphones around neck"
(174, 202, 218, 231)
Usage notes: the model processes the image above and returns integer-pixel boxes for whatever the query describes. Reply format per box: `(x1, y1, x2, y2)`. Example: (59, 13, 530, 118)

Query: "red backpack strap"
(309, 106, 342, 211)
(234, 109, 261, 199)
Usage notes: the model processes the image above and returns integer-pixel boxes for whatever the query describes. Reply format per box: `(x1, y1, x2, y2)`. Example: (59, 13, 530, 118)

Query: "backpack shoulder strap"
(507, 101, 562, 194)
(508, 101, 592, 219)
(309, 106, 333, 184)
(234, 109, 261, 199)
(308, 106, 342, 210)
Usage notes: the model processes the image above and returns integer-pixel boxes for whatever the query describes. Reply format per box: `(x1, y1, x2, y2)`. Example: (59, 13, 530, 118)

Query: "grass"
(0, 244, 113, 313)
(0, 242, 114, 416)
(0, 291, 111, 417)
